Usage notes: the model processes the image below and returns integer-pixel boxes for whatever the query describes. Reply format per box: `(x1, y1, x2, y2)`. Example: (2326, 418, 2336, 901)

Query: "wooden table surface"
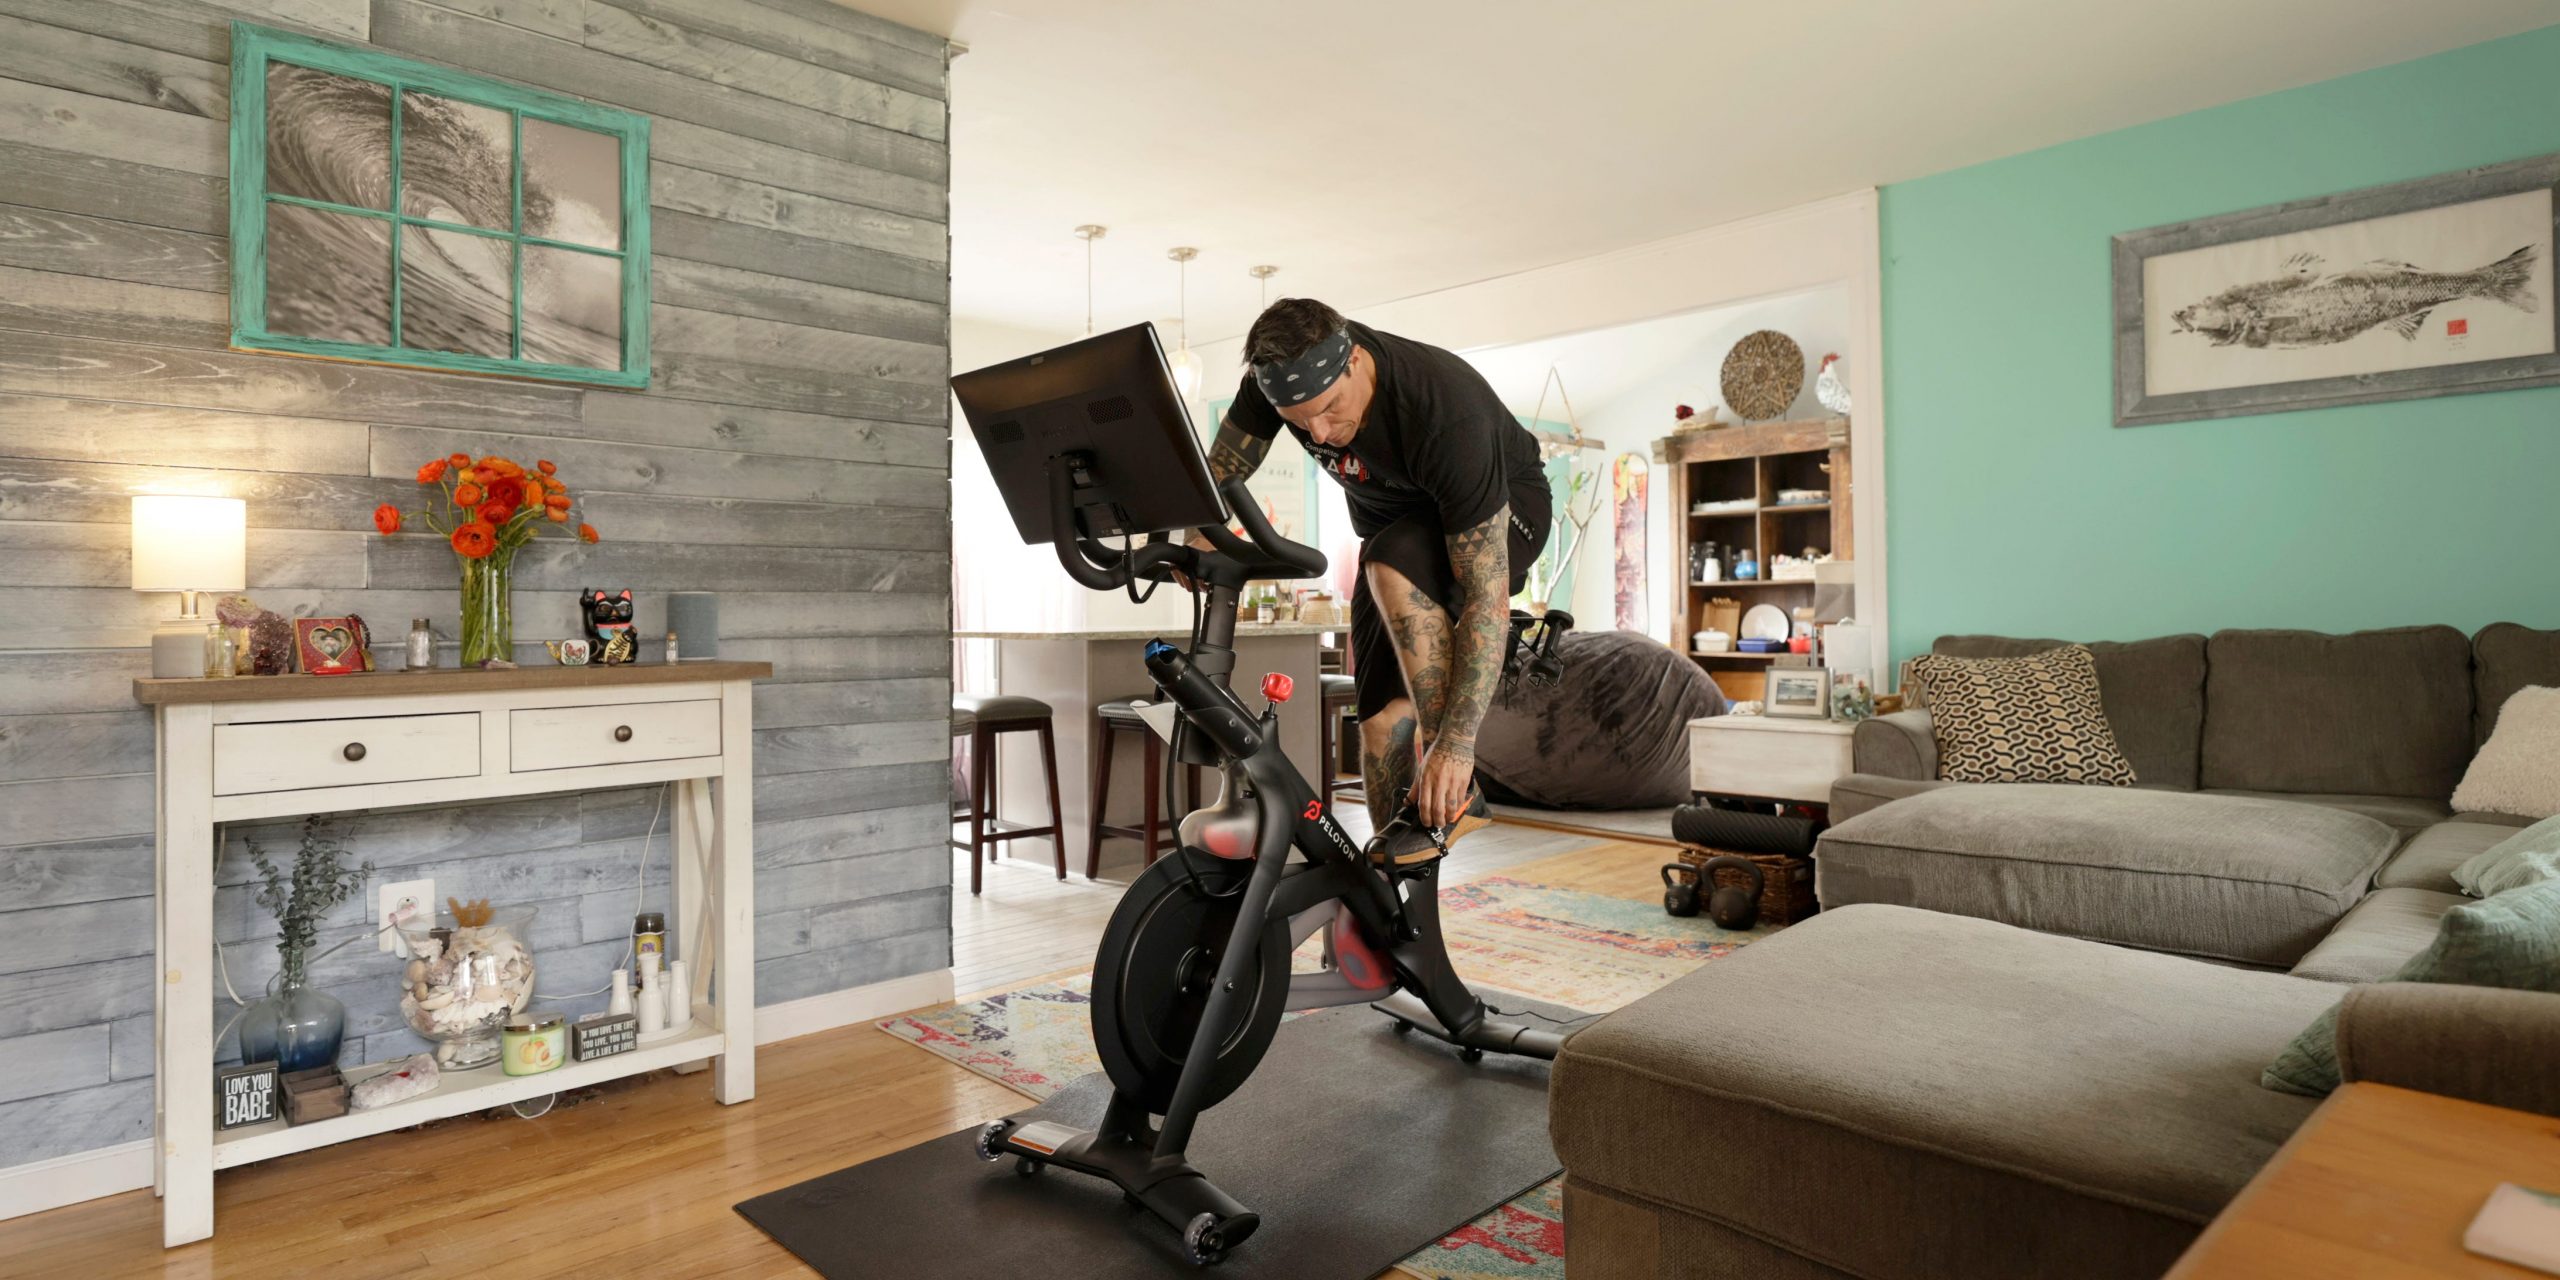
(2168, 1083, 2560, 1279)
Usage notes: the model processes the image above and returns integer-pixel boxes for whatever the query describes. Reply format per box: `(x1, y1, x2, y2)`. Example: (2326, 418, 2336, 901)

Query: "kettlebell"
(1701, 855, 1764, 930)
(1659, 864, 1701, 917)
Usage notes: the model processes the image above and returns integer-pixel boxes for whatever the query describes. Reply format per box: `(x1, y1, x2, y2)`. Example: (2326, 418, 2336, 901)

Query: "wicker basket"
(1676, 845, 1818, 926)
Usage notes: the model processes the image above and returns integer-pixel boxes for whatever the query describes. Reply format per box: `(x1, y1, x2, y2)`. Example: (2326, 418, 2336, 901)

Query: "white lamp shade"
(1168, 345, 1203, 400)
(131, 495, 246, 592)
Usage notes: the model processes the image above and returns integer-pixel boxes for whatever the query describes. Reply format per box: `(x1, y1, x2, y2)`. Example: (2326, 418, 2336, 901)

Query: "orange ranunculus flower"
(544, 492, 572, 510)
(519, 476, 548, 504)
(483, 476, 526, 515)
(536, 459, 557, 476)
(373, 503, 402, 535)
(577, 523, 600, 544)
(479, 500, 519, 526)
(546, 506, 569, 523)
(453, 481, 485, 507)
(447, 453, 469, 469)
(451, 520, 497, 559)
(417, 459, 449, 484)
(478, 457, 525, 479)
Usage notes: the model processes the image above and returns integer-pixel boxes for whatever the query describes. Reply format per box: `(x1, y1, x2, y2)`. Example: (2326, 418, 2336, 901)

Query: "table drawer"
(511, 699, 721, 772)
(213, 713, 483, 796)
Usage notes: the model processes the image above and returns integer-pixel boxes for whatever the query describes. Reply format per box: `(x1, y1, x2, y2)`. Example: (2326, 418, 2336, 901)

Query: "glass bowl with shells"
(393, 902, 538, 1070)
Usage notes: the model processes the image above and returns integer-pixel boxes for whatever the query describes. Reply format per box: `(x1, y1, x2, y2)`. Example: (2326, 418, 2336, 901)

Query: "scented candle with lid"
(502, 1013, 565, 1076)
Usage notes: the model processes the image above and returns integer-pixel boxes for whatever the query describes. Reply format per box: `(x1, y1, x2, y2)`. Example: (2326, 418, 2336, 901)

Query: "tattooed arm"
(1411, 506, 1510, 826)
(1205, 412, 1270, 487)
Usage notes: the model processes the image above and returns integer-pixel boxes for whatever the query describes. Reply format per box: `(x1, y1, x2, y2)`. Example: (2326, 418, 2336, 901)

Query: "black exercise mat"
(738, 998, 1585, 1279)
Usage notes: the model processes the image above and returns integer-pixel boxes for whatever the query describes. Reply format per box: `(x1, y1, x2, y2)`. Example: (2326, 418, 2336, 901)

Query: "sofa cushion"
(2377, 820, 2523, 893)
(2265, 876, 2560, 1096)
(2199, 626, 2473, 799)
(1552, 905, 2334, 1280)
(1934, 634, 2206, 788)
(2289, 888, 2467, 983)
(2202, 790, 2451, 838)
(2473, 622, 2560, 747)
(1911, 646, 2138, 786)
(1816, 785, 2395, 966)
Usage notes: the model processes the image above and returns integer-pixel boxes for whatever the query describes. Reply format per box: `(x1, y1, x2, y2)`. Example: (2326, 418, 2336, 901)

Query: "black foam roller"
(1672, 805, 1820, 856)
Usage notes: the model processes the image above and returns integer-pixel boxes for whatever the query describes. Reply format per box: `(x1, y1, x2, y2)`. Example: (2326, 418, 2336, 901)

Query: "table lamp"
(132, 495, 246, 678)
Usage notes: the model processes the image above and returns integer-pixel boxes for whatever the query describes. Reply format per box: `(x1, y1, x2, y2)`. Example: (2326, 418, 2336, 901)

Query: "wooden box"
(1677, 845, 1819, 926)
(282, 1066, 348, 1125)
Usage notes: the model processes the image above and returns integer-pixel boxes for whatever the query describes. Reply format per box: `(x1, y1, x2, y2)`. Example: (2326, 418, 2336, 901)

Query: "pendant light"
(1250, 264, 1279, 311)
(1073, 224, 1106, 335)
(1166, 246, 1201, 400)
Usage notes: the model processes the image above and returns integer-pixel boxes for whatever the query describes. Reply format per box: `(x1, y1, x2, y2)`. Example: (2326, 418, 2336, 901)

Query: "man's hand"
(1412, 736, 1475, 829)
(1179, 413, 1271, 591)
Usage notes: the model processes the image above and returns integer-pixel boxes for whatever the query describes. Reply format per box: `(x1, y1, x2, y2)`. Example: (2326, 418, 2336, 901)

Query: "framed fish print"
(227, 23, 651, 387)
(2113, 153, 2560, 427)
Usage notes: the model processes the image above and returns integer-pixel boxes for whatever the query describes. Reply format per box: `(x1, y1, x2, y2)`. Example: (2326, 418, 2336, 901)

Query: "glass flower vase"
(458, 545, 516, 667)
(238, 975, 347, 1074)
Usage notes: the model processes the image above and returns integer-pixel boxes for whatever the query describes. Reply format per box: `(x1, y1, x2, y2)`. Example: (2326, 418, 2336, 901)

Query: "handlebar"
(1046, 454, 1328, 592)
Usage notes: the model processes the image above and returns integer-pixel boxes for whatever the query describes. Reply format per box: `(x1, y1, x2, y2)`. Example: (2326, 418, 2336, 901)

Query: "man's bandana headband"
(1251, 328, 1353, 406)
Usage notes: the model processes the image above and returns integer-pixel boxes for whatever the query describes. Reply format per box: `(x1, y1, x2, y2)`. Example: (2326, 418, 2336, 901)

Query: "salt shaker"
(665, 630, 680, 664)
(405, 617, 437, 671)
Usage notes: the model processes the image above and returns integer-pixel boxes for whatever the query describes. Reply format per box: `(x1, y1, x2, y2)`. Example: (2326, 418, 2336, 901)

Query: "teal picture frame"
(228, 22, 651, 387)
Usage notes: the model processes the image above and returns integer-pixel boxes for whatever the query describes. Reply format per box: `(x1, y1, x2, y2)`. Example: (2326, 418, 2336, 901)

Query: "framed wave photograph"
(2113, 153, 2560, 427)
(228, 23, 651, 387)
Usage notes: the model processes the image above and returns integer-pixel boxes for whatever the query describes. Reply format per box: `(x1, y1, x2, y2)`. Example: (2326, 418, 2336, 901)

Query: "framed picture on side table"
(1766, 667, 1832, 720)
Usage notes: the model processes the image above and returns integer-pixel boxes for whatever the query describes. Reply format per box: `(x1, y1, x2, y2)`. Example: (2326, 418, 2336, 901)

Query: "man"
(1206, 298, 1550, 862)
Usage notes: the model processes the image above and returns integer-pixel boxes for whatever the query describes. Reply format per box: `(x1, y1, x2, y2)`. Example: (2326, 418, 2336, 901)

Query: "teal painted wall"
(1880, 25, 2560, 661)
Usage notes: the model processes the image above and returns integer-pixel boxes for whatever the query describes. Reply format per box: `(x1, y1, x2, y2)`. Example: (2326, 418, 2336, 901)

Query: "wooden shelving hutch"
(1653, 417, 1852, 703)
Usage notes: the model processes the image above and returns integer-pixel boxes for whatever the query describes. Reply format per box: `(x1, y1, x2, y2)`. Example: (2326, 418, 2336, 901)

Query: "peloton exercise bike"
(950, 324, 1570, 1266)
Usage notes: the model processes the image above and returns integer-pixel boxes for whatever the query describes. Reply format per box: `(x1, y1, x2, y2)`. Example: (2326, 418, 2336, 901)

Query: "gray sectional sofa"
(1549, 625, 2560, 1280)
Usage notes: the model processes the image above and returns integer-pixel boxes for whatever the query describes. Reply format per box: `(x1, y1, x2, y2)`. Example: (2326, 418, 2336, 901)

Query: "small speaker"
(667, 592, 719, 660)
(1086, 395, 1133, 423)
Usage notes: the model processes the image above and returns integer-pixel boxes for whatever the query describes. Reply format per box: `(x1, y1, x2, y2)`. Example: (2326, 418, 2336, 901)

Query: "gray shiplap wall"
(0, 0, 951, 1169)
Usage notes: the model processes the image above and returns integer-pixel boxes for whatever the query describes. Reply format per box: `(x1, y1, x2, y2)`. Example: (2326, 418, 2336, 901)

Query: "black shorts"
(1348, 481, 1552, 722)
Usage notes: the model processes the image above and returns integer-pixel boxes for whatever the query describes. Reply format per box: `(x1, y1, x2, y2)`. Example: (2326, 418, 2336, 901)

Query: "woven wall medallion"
(1720, 330, 1804, 421)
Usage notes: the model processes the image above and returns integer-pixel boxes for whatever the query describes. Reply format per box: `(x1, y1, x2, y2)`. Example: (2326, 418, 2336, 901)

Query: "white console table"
(136, 660, 770, 1247)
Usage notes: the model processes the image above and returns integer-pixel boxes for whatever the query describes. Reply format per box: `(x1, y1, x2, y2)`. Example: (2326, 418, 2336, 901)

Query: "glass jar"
(502, 1013, 566, 1076)
(406, 617, 437, 671)
(632, 912, 666, 969)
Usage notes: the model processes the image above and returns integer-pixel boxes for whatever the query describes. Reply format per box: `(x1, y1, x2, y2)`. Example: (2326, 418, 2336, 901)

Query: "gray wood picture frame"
(2113, 152, 2560, 427)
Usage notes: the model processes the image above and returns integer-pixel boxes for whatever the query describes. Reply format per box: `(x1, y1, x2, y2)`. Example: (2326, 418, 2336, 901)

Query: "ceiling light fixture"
(1166, 246, 1201, 400)
(1073, 224, 1106, 335)
(1250, 264, 1279, 311)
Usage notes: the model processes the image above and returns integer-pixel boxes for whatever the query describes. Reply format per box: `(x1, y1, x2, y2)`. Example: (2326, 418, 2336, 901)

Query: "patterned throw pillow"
(1909, 645, 2137, 785)
(2263, 876, 2560, 1096)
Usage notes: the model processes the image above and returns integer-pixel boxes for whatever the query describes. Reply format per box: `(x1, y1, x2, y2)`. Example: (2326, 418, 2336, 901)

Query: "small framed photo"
(294, 615, 374, 676)
(1766, 667, 1832, 719)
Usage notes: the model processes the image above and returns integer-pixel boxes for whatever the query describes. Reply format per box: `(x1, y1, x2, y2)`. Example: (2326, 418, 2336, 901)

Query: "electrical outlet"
(379, 879, 433, 956)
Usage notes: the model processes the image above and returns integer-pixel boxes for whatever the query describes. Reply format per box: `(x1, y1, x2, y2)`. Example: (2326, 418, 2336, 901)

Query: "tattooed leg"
(1358, 703, 1418, 830)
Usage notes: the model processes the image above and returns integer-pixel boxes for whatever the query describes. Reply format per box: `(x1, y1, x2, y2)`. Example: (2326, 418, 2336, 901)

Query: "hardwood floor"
(4, 821, 1651, 1277)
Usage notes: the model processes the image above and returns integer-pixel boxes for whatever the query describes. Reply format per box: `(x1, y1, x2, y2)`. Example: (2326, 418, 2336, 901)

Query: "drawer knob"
(614, 725, 634, 743)
(342, 743, 367, 762)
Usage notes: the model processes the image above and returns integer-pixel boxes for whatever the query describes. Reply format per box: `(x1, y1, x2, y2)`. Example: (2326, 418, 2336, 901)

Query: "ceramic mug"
(547, 638, 592, 666)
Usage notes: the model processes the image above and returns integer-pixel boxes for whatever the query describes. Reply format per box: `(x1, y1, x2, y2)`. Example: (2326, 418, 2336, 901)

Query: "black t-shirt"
(1227, 321, 1547, 538)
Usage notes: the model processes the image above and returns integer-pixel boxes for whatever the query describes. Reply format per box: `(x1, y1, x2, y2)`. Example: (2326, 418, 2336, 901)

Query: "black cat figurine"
(582, 588, 636, 665)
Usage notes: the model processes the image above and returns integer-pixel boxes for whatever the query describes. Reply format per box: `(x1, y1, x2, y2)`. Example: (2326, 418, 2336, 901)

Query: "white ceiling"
(848, 1, 2554, 344)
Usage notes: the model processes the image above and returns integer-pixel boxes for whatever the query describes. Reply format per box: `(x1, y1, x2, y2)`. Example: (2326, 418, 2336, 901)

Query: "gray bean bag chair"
(1475, 629, 1730, 809)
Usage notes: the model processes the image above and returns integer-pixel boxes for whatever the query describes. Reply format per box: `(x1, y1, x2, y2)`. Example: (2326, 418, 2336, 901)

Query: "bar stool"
(951, 694, 1064, 894)
(1319, 674, 1360, 796)
(1088, 699, 1203, 876)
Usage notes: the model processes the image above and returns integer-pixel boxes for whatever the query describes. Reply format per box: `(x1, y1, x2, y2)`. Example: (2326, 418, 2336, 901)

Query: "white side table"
(1686, 714, 1858, 807)
(137, 661, 769, 1246)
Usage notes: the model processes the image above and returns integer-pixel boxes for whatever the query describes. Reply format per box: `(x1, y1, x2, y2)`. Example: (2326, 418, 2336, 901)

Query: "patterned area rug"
(879, 873, 1773, 1279)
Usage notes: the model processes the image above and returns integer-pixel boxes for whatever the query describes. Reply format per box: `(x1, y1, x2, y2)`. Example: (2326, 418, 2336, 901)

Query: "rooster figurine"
(1815, 353, 1851, 416)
